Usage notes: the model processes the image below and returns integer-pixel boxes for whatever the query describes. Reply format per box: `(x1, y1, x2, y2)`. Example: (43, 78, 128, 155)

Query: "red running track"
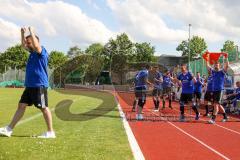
(117, 92, 240, 160)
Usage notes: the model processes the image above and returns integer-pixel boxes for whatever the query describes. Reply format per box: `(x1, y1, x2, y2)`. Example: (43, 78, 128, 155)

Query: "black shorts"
(135, 86, 147, 100)
(204, 91, 213, 102)
(152, 88, 162, 97)
(19, 87, 48, 109)
(163, 87, 172, 95)
(212, 91, 223, 104)
(180, 93, 193, 103)
(194, 92, 201, 99)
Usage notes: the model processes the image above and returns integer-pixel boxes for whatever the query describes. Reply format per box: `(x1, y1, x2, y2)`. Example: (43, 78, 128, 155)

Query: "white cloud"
(107, 0, 240, 52)
(0, 0, 114, 52)
(0, 18, 19, 52)
(107, 0, 187, 44)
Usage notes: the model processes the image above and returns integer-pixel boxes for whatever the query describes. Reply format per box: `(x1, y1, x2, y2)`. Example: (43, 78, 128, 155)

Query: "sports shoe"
(136, 114, 144, 121)
(0, 126, 13, 137)
(153, 108, 159, 112)
(195, 113, 200, 120)
(221, 118, 228, 122)
(179, 114, 185, 122)
(208, 119, 215, 124)
(37, 131, 56, 138)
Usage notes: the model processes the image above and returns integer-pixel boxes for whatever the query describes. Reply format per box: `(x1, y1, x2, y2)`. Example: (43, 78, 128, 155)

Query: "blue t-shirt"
(162, 75, 172, 88)
(133, 73, 138, 86)
(135, 69, 148, 88)
(194, 77, 203, 93)
(211, 69, 226, 91)
(178, 72, 194, 94)
(206, 76, 213, 92)
(153, 71, 162, 89)
(235, 88, 240, 100)
(25, 46, 49, 87)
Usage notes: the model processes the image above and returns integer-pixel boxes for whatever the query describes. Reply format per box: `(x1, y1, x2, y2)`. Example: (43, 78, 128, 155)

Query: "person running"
(162, 70, 173, 109)
(135, 65, 152, 120)
(177, 64, 200, 122)
(206, 55, 229, 124)
(152, 66, 163, 111)
(0, 27, 55, 138)
(131, 72, 139, 112)
(193, 72, 204, 108)
(203, 71, 214, 116)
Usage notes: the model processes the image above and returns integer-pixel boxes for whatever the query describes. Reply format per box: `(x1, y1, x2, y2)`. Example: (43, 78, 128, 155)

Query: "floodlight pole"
(188, 24, 191, 70)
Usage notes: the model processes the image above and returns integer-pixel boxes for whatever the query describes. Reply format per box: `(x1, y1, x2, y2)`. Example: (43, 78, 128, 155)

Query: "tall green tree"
(105, 33, 134, 84)
(85, 43, 104, 57)
(1, 44, 28, 70)
(48, 51, 67, 69)
(0, 53, 4, 73)
(67, 46, 84, 59)
(134, 42, 155, 62)
(176, 36, 207, 60)
(221, 40, 235, 52)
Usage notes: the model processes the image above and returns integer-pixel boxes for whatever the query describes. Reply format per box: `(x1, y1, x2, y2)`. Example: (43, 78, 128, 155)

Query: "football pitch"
(0, 88, 133, 160)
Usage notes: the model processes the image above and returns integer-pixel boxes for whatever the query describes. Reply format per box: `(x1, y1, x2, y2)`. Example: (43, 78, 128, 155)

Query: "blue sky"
(0, 0, 240, 56)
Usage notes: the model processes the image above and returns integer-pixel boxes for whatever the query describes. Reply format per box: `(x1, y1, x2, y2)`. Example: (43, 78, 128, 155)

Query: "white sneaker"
(208, 119, 215, 124)
(153, 108, 159, 112)
(0, 126, 13, 137)
(139, 114, 144, 120)
(37, 131, 56, 139)
(221, 118, 228, 122)
(136, 114, 144, 120)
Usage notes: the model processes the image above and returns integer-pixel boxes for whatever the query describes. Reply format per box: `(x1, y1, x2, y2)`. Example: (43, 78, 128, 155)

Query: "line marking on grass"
(113, 92, 145, 160)
(148, 108, 231, 160)
(17, 99, 79, 126)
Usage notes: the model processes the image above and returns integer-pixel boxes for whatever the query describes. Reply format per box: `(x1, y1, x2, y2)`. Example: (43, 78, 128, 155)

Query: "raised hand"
(21, 27, 27, 34)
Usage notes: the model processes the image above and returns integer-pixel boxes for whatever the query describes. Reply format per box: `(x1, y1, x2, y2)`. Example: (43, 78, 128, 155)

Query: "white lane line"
(147, 108, 231, 160)
(168, 121, 231, 160)
(113, 92, 145, 160)
(168, 106, 240, 136)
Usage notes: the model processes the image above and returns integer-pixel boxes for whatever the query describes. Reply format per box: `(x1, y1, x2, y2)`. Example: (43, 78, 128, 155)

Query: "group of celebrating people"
(131, 55, 240, 124)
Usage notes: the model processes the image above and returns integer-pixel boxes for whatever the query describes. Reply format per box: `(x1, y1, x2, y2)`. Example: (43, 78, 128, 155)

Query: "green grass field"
(0, 88, 133, 160)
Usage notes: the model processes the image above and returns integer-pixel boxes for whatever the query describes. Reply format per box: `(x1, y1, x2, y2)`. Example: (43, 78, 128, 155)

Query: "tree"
(221, 40, 235, 52)
(85, 43, 104, 57)
(176, 36, 207, 60)
(1, 44, 28, 70)
(67, 46, 84, 59)
(0, 53, 5, 73)
(48, 51, 67, 69)
(134, 42, 155, 62)
(105, 33, 134, 84)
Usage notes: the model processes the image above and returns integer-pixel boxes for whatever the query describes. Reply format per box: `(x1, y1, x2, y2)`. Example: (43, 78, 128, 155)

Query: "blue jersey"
(211, 69, 226, 91)
(194, 77, 203, 93)
(178, 72, 194, 94)
(162, 75, 172, 88)
(206, 76, 213, 92)
(235, 88, 240, 100)
(133, 73, 138, 86)
(153, 71, 162, 89)
(135, 70, 148, 88)
(25, 46, 49, 87)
